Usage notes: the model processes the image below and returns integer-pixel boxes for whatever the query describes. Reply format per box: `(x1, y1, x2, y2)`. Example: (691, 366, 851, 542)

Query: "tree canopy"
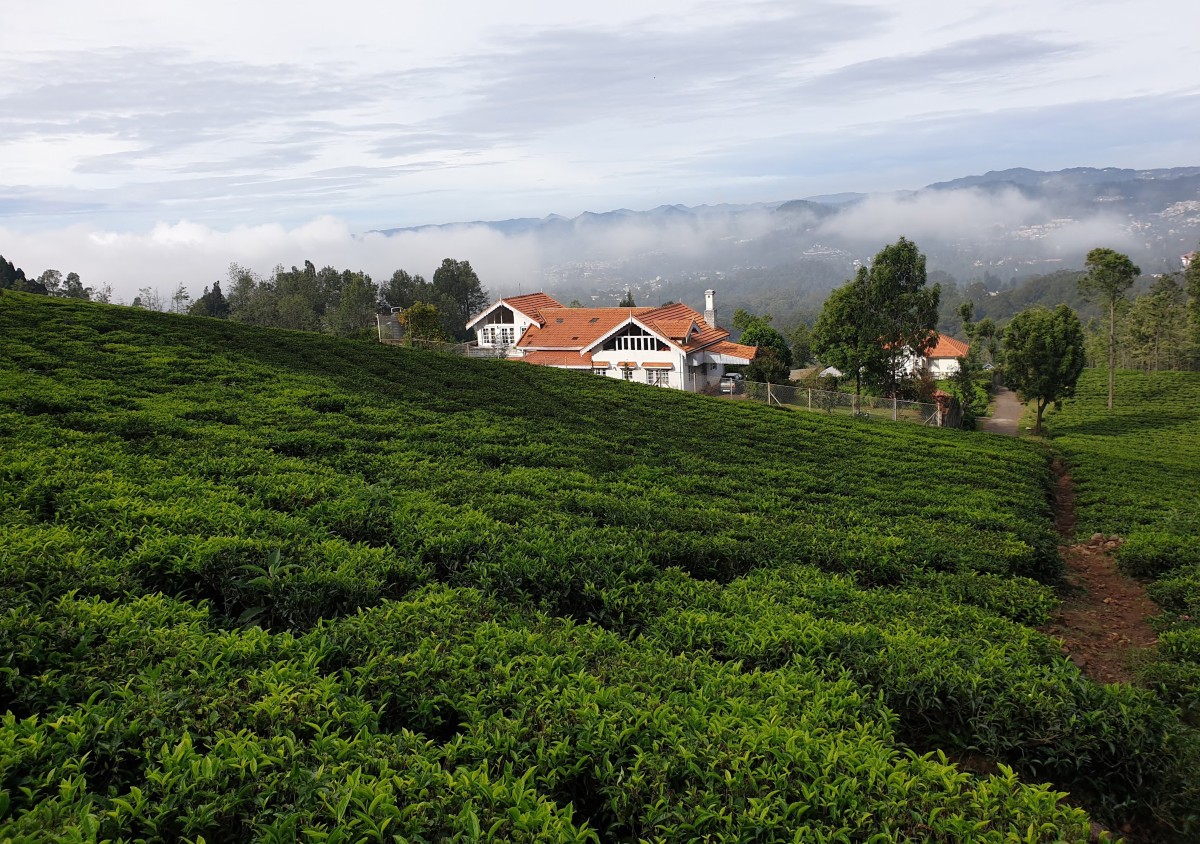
(1080, 247, 1140, 409)
(432, 259, 489, 338)
(813, 238, 940, 408)
(398, 301, 451, 343)
(1003, 304, 1086, 434)
(738, 318, 792, 368)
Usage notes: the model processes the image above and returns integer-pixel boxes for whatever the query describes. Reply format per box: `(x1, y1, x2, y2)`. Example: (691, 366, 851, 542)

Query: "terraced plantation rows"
(1, 291, 1196, 841)
(1044, 370, 1200, 722)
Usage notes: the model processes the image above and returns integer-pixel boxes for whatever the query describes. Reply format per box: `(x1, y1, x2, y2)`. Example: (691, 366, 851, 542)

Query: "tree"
(170, 282, 191, 313)
(950, 346, 985, 423)
(568, 299, 585, 308)
(864, 237, 940, 398)
(38, 270, 64, 296)
(732, 308, 763, 331)
(62, 272, 91, 300)
(812, 238, 940, 411)
(324, 271, 379, 337)
(957, 301, 976, 340)
(1080, 247, 1140, 408)
(1123, 274, 1186, 371)
(1185, 254, 1200, 365)
(788, 322, 813, 366)
(399, 301, 450, 343)
(381, 269, 431, 311)
(738, 320, 791, 367)
(743, 349, 790, 384)
(617, 289, 636, 308)
(973, 317, 999, 364)
(431, 259, 488, 337)
(1002, 305, 1086, 434)
(189, 281, 232, 319)
(0, 255, 29, 291)
(136, 286, 166, 312)
(813, 267, 875, 411)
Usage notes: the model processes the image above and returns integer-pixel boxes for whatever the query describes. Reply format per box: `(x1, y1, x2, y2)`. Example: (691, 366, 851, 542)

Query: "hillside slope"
(1, 292, 1195, 840)
(1045, 370, 1200, 725)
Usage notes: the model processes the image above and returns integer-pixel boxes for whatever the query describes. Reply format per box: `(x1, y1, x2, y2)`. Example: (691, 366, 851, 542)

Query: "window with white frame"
(481, 325, 515, 346)
(621, 367, 635, 381)
(647, 368, 670, 387)
(603, 325, 668, 352)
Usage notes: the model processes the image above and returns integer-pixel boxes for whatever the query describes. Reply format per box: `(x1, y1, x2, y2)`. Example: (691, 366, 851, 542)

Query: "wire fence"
(738, 380, 959, 427)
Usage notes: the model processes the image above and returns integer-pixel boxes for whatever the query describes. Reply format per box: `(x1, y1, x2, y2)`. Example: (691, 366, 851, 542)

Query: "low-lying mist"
(0, 186, 1160, 307)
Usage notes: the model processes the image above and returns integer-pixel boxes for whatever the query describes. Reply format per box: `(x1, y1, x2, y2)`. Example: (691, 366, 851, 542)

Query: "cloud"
(790, 33, 1078, 101)
(440, 2, 891, 133)
(815, 187, 1046, 243)
(0, 217, 542, 304)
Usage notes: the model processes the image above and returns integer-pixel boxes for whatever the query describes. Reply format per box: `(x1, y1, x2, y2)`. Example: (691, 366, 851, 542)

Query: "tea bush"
(1043, 370, 1200, 722)
(2, 292, 1195, 838)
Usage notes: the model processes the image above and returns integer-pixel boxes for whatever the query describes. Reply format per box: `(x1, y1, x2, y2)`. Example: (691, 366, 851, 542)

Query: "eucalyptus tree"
(1080, 248, 1140, 408)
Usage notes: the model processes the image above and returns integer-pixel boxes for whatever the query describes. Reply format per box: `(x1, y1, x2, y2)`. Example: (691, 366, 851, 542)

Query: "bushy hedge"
(1043, 370, 1200, 723)
(3, 293, 1197, 838)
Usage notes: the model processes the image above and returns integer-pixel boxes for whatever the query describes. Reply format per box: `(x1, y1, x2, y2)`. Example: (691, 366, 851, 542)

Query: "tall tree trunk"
(1108, 300, 1115, 409)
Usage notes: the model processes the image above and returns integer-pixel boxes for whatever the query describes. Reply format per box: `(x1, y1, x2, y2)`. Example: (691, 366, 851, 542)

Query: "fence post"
(767, 382, 773, 406)
(808, 388, 812, 410)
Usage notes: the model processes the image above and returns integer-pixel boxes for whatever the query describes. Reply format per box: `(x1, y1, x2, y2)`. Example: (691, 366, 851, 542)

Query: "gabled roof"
(638, 303, 701, 341)
(517, 307, 654, 349)
(925, 335, 970, 359)
(466, 292, 564, 329)
(477, 292, 742, 356)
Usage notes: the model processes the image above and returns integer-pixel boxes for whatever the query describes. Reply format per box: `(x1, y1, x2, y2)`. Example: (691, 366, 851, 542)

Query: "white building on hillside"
(466, 290, 756, 392)
(908, 335, 971, 378)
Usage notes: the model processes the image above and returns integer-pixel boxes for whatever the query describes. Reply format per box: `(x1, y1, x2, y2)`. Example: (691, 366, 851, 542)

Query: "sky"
(2, 0, 1198, 299)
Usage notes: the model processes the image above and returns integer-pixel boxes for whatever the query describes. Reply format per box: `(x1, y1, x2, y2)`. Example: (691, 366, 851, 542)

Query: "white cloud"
(1, 217, 542, 303)
(1, 1, 1196, 232)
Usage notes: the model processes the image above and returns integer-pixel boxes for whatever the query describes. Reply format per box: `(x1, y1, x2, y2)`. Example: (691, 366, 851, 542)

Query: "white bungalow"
(465, 290, 756, 392)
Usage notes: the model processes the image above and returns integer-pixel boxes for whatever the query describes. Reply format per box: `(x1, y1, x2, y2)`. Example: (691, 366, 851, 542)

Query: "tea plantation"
(1, 291, 1196, 841)
(1044, 370, 1200, 723)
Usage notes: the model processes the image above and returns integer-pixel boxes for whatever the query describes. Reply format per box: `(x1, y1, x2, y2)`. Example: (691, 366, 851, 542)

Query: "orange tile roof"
(492, 293, 738, 356)
(521, 350, 595, 368)
(501, 292, 563, 324)
(644, 318, 695, 339)
(926, 335, 970, 359)
(704, 340, 758, 361)
(468, 292, 564, 327)
(516, 307, 653, 348)
(643, 302, 733, 351)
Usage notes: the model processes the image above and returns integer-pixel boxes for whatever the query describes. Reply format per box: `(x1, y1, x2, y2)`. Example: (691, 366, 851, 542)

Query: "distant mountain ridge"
(370, 166, 1200, 319)
(373, 166, 1200, 237)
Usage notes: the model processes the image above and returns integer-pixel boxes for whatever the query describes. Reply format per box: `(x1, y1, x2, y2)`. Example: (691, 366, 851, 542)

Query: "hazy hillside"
(372, 166, 1200, 315)
(2, 291, 1197, 839)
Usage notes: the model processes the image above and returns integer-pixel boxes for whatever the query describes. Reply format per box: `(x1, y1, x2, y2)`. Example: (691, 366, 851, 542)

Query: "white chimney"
(704, 289, 716, 327)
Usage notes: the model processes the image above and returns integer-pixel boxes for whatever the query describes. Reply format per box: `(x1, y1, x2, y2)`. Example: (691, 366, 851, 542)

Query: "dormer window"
(603, 324, 668, 352)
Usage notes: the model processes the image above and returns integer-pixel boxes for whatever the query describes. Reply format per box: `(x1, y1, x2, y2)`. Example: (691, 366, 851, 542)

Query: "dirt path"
(977, 387, 1024, 436)
(1039, 459, 1159, 684)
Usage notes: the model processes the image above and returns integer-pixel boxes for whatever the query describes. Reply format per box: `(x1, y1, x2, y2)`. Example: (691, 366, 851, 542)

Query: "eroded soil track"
(1040, 459, 1159, 684)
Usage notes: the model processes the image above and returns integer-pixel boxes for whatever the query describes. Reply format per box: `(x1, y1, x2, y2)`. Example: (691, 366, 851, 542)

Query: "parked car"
(719, 373, 744, 394)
